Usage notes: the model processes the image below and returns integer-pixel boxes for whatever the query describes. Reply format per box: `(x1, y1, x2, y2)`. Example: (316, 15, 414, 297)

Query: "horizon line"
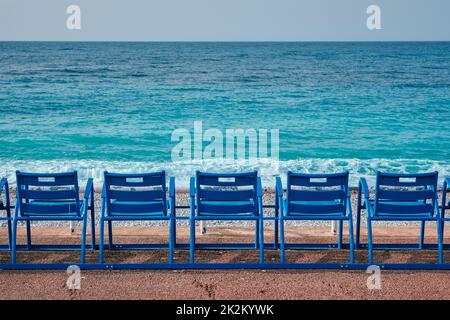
(1, 40, 450, 43)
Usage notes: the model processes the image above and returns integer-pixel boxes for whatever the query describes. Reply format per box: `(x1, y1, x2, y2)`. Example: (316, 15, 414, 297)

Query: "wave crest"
(1, 158, 449, 189)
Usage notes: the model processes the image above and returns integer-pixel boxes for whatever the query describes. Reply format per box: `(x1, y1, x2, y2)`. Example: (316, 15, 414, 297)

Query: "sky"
(0, 0, 449, 41)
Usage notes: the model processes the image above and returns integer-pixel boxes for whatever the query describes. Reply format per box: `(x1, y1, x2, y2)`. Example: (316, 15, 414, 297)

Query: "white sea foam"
(1, 158, 449, 190)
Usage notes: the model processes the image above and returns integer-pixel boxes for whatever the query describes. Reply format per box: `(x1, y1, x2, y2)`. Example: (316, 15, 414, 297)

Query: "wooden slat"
(108, 175, 164, 187)
(289, 175, 347, 187)
(378, 175, 437, 187)
(199, 201, 256, 215)
(109, 189, 164, 201)
(22, 202, 79, 215)
(376, 202, 433, 215)
(198, 175, 256, 187)
(22, 189, 77, 201)
(110, 201, 164, 215)
(288, 202, 344, 215)
(289, 189, 345, 201)
(378, 189, 435, 201)
(199, 188, 254, 201)
(20, 175, 76, 187)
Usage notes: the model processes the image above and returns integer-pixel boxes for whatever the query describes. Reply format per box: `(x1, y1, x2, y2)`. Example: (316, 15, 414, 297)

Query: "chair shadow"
(2, 247, 450, 266)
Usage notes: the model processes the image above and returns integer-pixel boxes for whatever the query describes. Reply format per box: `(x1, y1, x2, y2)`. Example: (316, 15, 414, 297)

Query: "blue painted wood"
(199, 188, 254, 201)
(110, 189, 164, 201)
(106, 171, 166, 187)
(378, 189, 435, 201)
(377, 171, 438, 187)
(288, 171, 348, 187)
(22, 189, 78, 200)
(197, 171, 258, 187)
(376, 202, 433, 215)
(22, 202, 80, 215)
(199, 201, 256, 215)
(17, 171, 79, 187)
(288, 189, 346, 201)
(110, 201, 164, 215)
(288, 202, 344, 215)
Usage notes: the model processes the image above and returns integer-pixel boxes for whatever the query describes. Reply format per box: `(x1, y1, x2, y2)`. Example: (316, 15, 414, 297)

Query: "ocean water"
(0, 42, 449, 187)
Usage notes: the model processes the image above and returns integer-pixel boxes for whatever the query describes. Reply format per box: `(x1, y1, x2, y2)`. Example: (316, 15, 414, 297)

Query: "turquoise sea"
(0, 42, 449, 187)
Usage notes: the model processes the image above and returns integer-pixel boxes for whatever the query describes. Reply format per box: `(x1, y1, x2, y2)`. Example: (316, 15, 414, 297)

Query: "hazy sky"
(1, 0, 449, 41)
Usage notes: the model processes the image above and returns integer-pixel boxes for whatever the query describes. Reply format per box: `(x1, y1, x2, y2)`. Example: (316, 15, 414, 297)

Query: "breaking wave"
(1, 158, 449, 190)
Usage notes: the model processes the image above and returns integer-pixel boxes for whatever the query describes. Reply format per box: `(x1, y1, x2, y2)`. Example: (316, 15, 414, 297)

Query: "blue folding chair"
(11, 171, 95, 264)
(99, 171, 175, 264)
(0, 177, 12, 251)
(357, 171, 442, 264)
(189, 171, 264, 264)
(277, 171, 354, 264)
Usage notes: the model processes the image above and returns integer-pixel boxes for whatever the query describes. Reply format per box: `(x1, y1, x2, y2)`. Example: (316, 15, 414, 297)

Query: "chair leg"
(442, 218, 446, 262)
(280, 217, 285, 264)
(26, 220, 32, 249)
(274, 215, 279, 250)
(169, 217, 174, 264)
(172, 216, 177, 248)
(348, 218, 355, 264)
(90, 209, 96, 250)
(81, 216, 87, 264)
(108, 221, 113, 248)
(189, 218, 195, 264)
(11, 219, 18, 264)
(99, 218, 105, 264)
(259, 217, 264, 264)
(356, 188, 362, 249)
(367, 217, 374, 265)
(7, 219, 12, 250)
(338, 220, 343, 249)
(438, 218, 444, 264)
(255, 220, 259, 249)
(419, 221, 425, 249)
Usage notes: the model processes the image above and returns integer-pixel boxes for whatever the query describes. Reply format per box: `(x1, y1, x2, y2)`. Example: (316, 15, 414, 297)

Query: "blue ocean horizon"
(1, 41, 449, 187)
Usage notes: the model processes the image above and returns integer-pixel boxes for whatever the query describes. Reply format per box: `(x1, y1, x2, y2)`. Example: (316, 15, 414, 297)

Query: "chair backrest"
(196, 171, 258, 216)
(374, 171, 438, 217)
(16, 171, 81, 216)
(103, 171, 167, 216)
(286, 171, 349, 216)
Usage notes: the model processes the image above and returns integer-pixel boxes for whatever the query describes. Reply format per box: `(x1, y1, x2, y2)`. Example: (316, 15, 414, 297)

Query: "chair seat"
(369, 200, 433, 218)
(198, 200, 256, 216)
(108, 200, 165, 216)
(287, 200, 345, 217)
(21, 200, 81, 217)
